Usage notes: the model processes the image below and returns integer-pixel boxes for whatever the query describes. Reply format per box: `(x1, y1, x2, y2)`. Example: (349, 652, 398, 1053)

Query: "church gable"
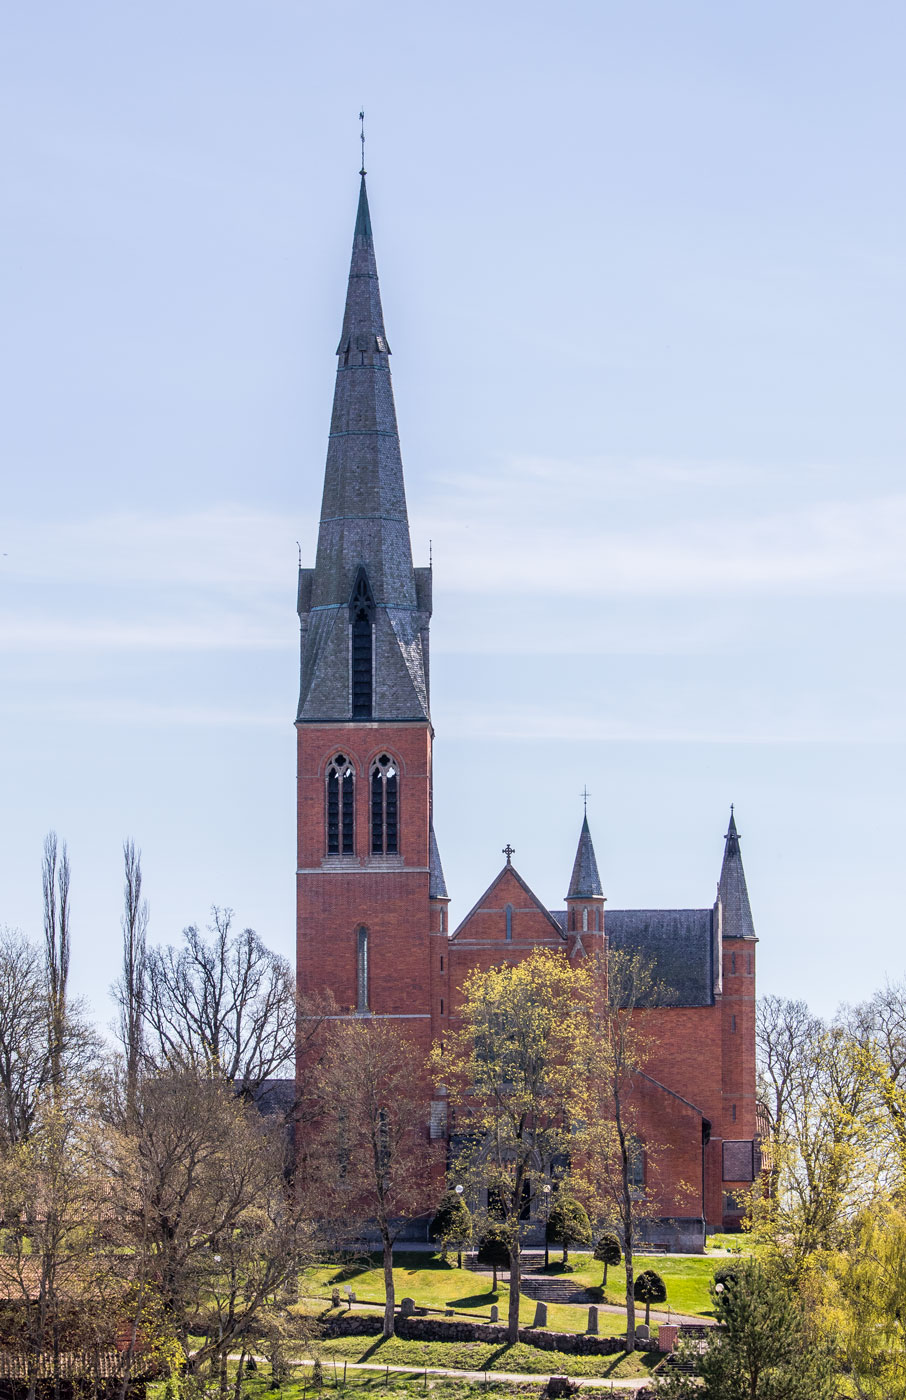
(450, 863, 564, 948)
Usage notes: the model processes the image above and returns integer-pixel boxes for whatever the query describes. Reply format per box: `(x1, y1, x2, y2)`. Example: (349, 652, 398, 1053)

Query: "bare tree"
(42, 832, 71, 1102)
(0, 930, 50, 1147)
(114, 840, 148, 1116)
(308, 1018, 437, 1337)
(142, 907, 294, 1092)
(104, 1070, 309, 1386)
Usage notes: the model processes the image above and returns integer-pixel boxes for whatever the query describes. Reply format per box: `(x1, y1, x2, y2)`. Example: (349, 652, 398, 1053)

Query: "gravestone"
(490, 1305, 499, 1322)
(533, 1301, 548, 1327)
(331, 1288, 341, 1308)
(587, 1305, 599, 1334)
(636, 1323, 650, 1342)
(400, 1297, 416, 1317)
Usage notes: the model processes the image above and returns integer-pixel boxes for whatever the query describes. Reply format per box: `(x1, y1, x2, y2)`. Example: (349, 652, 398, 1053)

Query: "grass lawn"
(302, 1250, 718, 1324)
(309, 1340, 660, 1382)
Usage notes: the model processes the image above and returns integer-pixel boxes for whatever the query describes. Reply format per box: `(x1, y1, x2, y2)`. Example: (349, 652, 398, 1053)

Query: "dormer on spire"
(717, 807, 756, 940)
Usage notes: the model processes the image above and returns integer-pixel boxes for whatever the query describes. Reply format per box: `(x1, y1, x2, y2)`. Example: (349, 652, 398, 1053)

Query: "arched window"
(582, 907, 588, 932)
(370, 754, 399, 854)
(357, 925, 369, 1010)
(326, 754, 355, 855)
(349, 569, 375, 718)
(505, 904, 513, 941)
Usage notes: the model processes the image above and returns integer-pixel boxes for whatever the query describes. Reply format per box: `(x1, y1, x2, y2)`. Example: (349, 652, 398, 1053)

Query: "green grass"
(704, 1232, 754, 1254)
(307, 1340, 659, 1382)
(301, 1250, 717, 1325)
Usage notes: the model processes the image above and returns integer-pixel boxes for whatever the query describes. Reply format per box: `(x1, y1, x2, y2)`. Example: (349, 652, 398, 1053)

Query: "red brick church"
(295, 175, 760, 1251)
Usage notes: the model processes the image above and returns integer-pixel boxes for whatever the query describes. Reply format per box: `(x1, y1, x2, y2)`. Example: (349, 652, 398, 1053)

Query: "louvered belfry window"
(349, 569, 375, 718)
(371, 753, 399, 854)
(326, 755, 355, 855)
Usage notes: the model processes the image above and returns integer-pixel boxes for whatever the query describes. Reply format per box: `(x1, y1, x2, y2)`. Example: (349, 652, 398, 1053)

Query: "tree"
(633, 1268, 666, 1327)
(42, 831, 71, 1103)
(308, 1018, 438, 1338)
(437, 950, 602, 1344)
(546, 1194, 591, 1265)
(812, 1205, 906, 1399)
(751, 997, 880, 1276)
(0, 926, 98, 1148)
(103, 1069, 308, 1386)
(430, 1189, 472, 1263)
(0, 1086, 112, 1400)
(141, 908, 294, 1091)
(116, 840, 148, 1118)
(578, 949, 664, 1351)
(593, 1232, 621, 1287)
(476, 1223, 510, 1292)
(660, 1258, 837, 1400)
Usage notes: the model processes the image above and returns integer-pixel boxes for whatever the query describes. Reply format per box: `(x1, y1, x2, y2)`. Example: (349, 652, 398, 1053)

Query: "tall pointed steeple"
(297, 175, 431, 723)
(567, 814, 604, 899)
(717, 808, 756, 940)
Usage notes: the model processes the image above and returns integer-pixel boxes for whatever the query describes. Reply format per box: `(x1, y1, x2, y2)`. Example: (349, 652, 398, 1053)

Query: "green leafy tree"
(476, 1222, 510, 1292)
(436, 950, 601, 1342)
(633, 1268, 666, 1327)
(593, 1231, 621, 1286)
(430, 1189, 472, 1263)
(546, 1194, 591, 1265)
(660, 1257, 838, 1400)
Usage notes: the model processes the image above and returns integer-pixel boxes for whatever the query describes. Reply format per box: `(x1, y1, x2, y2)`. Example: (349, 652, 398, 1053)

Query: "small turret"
(717, 807, 756, 941)
(565, 814, 606, 941)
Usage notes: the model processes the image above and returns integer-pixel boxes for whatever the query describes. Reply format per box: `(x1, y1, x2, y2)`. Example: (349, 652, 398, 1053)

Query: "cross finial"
(581, 785, 591, 816)
(359, 109, 366, 175)
(502, 843, 515, 865)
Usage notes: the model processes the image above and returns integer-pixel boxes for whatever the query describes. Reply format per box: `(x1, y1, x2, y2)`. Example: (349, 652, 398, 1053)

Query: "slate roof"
(567, 815, 604, 898)
(549, 907, 715, 1007)
(429, 822, 449, 899)
(717, 809, 756, 940)
(297, 176, 431, 723)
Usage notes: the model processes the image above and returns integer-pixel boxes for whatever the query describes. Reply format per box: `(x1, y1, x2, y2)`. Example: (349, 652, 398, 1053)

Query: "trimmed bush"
(633, 1269, 667, 1327)
(593, 1231, 622, 1286)
(545, 1196, 592, 1265)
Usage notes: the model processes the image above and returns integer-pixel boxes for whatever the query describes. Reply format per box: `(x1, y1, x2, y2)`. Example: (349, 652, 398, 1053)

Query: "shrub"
(546, 1195, 592, 1264)
(593, 1231, 622, 1286)
(633, 1268, 667, 1326)
(429, 1189, 473, 1262)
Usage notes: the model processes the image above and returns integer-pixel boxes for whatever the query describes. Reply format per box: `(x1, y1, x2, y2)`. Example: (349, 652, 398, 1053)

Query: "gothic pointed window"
(370, 753, 399, 854)
(505, 904, 513, 941)
(326, 754, 355, 855)
(349, 568, 375, 718)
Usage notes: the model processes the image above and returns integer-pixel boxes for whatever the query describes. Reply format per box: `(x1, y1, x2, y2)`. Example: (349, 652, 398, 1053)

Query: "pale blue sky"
(1, 1, 904, 1027)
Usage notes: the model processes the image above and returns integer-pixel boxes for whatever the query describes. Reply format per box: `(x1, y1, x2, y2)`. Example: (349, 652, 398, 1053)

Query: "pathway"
(289, 1357, 655, 1392)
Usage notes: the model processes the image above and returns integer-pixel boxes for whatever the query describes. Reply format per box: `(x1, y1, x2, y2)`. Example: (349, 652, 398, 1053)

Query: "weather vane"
(359, 109, 366, 175)
(581, 785, 591, 816)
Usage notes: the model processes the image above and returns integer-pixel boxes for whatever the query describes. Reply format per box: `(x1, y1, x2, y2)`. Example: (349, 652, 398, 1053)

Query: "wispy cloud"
(2, 470, 904, 661)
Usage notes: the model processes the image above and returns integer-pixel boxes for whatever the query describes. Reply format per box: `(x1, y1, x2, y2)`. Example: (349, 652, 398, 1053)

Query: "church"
(294, 174, 760, 1251)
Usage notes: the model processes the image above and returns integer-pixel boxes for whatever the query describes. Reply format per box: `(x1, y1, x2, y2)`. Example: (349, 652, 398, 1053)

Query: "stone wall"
(322, 1311, 656, 1355)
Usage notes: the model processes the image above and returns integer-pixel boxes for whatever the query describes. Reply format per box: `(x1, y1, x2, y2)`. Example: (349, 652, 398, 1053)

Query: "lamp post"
(542, 1184, 552, 1268)
(455, 1184, 465, 1268)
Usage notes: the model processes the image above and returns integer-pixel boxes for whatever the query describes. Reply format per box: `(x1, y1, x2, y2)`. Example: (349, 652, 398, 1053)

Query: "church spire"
(297, 175, 431, 723)
(717, 807, 756, 940)
(566, 814, 604, 900)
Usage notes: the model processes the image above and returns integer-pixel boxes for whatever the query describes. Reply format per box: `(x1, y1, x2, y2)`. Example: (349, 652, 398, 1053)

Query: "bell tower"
(295, 175, 439, 1062)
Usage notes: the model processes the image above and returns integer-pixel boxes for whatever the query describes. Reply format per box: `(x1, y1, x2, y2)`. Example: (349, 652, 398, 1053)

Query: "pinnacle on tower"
(566, 814, 604, 900)
(297, 175, 431, 723)
(717, 808, 756, 939)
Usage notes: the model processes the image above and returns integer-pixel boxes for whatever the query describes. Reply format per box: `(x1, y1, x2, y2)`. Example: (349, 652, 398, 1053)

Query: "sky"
(1, 1, 904, 1031)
